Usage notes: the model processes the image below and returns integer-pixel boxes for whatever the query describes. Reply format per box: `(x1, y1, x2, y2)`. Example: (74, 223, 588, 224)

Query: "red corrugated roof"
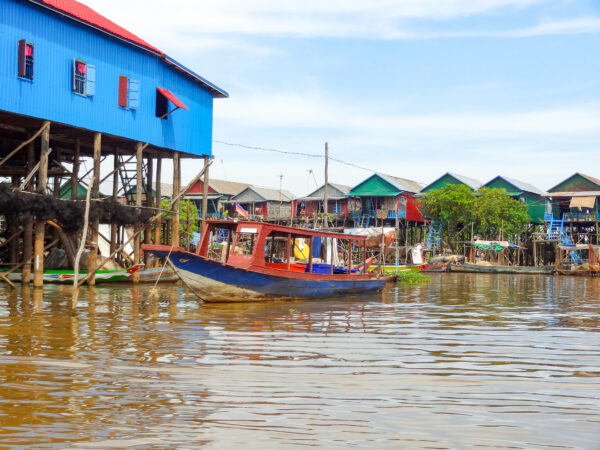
(37, 0, 163, 55)
(157, 87, 188, 110)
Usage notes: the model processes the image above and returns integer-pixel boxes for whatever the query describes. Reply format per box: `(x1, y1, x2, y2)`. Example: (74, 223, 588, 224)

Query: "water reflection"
(0, 275, 598, 448)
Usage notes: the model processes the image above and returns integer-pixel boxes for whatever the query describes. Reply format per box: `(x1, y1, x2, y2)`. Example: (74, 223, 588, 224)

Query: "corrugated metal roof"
(500, 176, 545, 196)
(485, 176, 545, 196)
(298, 183, 351, 200)
(33, 0, 163, 54)
(208, 179, 253, 196)
(233, 186, 294, 202)
(448, 173, 483, 190)
(542, 191, 600, 197)
(581, 173, 600, 186)
(378, 174, 423, 194)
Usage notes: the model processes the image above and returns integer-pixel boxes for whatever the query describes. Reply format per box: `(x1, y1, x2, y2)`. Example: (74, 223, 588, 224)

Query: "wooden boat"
(449, 263, 554, 275)
(134, 267, 178, 283)
(420, 262, 449, 273)
(143, 220, 387, 303)
(0, 264, 144, 284)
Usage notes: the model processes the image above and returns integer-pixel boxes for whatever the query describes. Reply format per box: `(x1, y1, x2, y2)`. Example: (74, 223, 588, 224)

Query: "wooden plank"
(22, 139, 35, 284)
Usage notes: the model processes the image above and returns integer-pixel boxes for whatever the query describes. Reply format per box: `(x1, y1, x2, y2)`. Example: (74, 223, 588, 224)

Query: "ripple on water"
(0, 274, 598, 448)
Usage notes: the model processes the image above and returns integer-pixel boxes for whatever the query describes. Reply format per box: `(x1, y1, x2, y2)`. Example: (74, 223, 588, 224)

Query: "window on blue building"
(73, 59, 95, 96)
(17, 40, 34, 80)
(118, 75, 140, 109)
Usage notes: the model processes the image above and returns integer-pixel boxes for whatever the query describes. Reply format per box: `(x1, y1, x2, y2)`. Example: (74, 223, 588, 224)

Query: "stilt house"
(293, 183, 351, 218)
(0, 0, 227, 286)
(482, 176, 546, 223)
(420, 172, 482, 194)
(347, 174, 424, 227)
(228, 186, 294, 221)
(543, 173, 600, 244)
(186, 179, 252, 218)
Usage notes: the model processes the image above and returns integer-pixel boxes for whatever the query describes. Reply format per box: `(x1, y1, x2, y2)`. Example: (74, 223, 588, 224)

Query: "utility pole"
(323, 142, 329, 224)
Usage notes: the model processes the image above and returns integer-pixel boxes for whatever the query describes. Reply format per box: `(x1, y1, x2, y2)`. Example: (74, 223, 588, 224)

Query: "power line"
(212, 139, 422, 184)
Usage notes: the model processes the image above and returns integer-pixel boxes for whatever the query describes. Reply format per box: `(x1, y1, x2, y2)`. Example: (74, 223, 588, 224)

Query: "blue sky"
(88, 0, 600, 196)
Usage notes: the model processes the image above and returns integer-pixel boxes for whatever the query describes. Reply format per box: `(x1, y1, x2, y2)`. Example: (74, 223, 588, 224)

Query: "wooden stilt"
(186, 202, 191, 251)
(33, 124, 50, 287)
(154, 156, 162, 246)
(87, 132, 101, 286)
(133, 142, 143, 283)
(21, 140, 35, 284)
(8, 177, 18, 265)
(71, 139, 80, 200)
(144, 155, 153, 266)
(533, 238, 538, 266)
(172, 152, 181, 247)
(201, 155, 209, 227)
(110, 148, 118, 260)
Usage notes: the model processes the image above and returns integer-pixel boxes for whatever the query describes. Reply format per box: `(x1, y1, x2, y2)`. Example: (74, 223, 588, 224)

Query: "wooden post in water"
(110, 148, 119, 260)
(172, 152, 181, 247)
(33, 124, 50, 287)
(22, 139, 36, 284)
(144, 155, 153, 266)
(133, 142, 143, 283)
(323, 142, 328, 223)
(201, 155, 209, 227)
(533, 238, 538, 266)
(186, 202, 191, 251)
(154, 156, 162, 245)
(86, 133, 101, 286)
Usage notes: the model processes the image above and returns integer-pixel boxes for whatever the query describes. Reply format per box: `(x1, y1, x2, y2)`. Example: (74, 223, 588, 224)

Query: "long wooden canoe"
(448, 263, 554, 274)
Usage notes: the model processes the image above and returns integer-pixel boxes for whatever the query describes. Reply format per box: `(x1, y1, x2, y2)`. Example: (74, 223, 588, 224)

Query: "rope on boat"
(149, 245, 175, 300)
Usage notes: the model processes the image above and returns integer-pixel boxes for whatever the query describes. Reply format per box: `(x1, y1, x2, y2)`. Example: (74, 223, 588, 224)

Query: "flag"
(235, 202, 248, 218)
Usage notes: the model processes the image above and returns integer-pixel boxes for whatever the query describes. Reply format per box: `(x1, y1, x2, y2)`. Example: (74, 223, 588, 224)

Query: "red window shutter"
(118, 75, 128, 107)
(18, 40, 26, 77)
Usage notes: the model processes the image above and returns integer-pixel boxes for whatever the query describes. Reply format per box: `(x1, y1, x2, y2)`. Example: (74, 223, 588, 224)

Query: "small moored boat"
(448, 263, 554, 275)
(0, 264, 144, 284)
(143, 220, 387, 302)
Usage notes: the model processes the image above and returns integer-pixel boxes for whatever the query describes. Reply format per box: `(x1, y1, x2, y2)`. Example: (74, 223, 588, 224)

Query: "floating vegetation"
(288, 308, 300, 315)
(396, 271, 432, 285)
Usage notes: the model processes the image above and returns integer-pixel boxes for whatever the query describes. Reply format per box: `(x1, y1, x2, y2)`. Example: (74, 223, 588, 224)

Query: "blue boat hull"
(149, 248, 386, 302)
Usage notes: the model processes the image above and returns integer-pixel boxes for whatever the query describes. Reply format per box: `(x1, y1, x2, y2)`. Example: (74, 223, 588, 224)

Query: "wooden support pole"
(533, 238, 538, 267)
(154, 156, 162, 246)
(77, 160, 212, 287)
(87, 132, 101, 286)
(186, 201, 191, 251)
(33, 124, 50, 287)
(323, 142, 329, 217)
(22, 139, 35, 284)
(201, 155, 209, 226)
(133, 142, 143, 283)
(71, 139, 80, 200)
(0, 121, 49, 169)
(110, 148, 119, 260)
(144, 156, 153, 266)
(172, 152, 181, 247)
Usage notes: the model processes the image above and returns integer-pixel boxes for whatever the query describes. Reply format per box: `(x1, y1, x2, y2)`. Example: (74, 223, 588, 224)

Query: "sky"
(86, 0, 600, 196)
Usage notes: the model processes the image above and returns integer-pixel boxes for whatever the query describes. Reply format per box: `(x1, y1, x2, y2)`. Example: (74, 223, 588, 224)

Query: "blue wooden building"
(1, 0, 227, 156)
(0, 0, 227, 287)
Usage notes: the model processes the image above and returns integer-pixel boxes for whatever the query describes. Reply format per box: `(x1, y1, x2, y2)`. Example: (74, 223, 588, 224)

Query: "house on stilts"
(0, 0, 227, 286)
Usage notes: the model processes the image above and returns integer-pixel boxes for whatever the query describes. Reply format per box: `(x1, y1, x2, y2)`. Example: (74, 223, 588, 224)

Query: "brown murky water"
(0, 274, 599, 448)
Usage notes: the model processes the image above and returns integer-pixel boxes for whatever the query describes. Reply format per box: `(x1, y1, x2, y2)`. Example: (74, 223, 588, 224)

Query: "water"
(0, 274, 598, 448)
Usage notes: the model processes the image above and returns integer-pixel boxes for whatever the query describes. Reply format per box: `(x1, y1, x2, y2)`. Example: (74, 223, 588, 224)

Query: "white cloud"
(83, 0, 600, 45)
(215, 90, 600, 139)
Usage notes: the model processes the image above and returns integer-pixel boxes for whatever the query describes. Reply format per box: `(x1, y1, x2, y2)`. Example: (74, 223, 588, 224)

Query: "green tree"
(419, 184, 476, 251)
(160, 199, 199, 247)
(474, 188, 529, 240)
